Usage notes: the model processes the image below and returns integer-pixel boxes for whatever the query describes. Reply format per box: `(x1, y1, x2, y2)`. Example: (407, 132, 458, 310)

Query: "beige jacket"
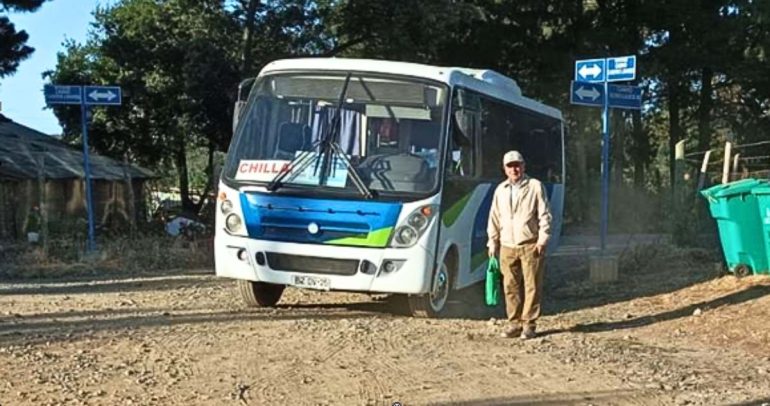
(487, 176, 552, 250)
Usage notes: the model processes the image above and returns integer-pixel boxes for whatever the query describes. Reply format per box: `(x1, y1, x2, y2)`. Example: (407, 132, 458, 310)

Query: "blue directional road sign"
(606, 55, 637, 82)
(41, 83, 123, 254)
(574, 58, 605, 83)
(84, 86, 122, 106)
(44, 85, 82, 105)
(607, 84, 642, 110)
(570, 81, 605, 107)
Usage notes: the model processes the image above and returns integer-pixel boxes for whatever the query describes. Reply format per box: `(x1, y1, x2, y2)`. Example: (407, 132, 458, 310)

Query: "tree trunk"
(631, 110, 647, 188)
(176, 136, 193, 213)
(239, 0, 260, 77)
(194, 143, 216, 214)
(668, 80, 681, 192)
(612, 111, 625, 187)
(697, 67, 714, 152)
(123, 155, 136, 235)
(575, 136, 589, 223)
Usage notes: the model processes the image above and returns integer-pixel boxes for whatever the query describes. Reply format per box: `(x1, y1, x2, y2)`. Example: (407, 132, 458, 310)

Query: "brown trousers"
(500, 244, 545, 328)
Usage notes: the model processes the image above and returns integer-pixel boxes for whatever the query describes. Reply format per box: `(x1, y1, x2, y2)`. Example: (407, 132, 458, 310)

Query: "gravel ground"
(1, 243, 769, 406)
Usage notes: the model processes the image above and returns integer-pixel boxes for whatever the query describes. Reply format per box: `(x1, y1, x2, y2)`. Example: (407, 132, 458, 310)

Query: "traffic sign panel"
(84, 86, 122, 105)
(570, 81, 604, 107)
(574, 58, 605, 82)
(607, 84, 642, 110)
(44, 85, 82, 105)
(606, 55, 636, 82)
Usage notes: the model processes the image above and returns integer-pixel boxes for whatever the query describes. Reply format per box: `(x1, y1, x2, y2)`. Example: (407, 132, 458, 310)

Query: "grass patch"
(0, 234, 213, 279)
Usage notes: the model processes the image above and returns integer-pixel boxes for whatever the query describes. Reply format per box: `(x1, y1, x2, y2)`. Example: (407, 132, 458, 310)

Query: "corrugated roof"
(0, 114, 154, 181)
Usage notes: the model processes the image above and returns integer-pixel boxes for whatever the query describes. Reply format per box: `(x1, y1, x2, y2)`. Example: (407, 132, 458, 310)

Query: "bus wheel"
(238, 280, 285, 307)
(408, 257, 452, 318)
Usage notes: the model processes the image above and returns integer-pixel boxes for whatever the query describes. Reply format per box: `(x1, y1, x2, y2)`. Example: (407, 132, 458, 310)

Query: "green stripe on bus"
(442, 193, 471, 227)
(325, 227, 393, 247)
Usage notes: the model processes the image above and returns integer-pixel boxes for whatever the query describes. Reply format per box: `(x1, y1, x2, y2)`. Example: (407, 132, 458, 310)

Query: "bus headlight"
(407, 212, 428, 230)
(390, 205, 438, 248)
(225, 213, 243, 233)
(395, 226, 418, 246)
(220, 199, 233, 215)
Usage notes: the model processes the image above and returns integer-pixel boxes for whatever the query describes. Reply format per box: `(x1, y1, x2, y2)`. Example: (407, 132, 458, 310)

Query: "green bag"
(485, 256, 502, 306)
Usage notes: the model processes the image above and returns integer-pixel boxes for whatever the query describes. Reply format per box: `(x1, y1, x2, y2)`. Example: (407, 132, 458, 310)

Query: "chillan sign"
(234, 158, 349, 187)
(235, 160, 292, 181)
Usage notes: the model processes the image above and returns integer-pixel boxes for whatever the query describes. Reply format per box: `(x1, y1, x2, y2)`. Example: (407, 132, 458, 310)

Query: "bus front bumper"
(215, 233, 435, 295)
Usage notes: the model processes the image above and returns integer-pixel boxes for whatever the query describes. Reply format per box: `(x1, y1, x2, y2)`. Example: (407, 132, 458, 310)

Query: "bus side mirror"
(232, 100, 246, 133)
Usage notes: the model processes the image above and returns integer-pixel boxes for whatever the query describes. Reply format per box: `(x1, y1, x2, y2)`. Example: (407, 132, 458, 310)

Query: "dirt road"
(1, 245, 769, 405)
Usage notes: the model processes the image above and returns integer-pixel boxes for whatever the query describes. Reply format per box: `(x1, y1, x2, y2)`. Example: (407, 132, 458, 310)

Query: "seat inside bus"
(359, 120, 436, 192)
(274, 122, 311, 160)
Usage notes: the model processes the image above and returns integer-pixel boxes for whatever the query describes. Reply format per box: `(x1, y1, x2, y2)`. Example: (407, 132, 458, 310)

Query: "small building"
(0, 114, 154, 239)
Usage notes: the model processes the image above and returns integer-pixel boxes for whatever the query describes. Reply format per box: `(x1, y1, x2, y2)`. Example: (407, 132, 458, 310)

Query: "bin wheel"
(733, 264, 752, 278)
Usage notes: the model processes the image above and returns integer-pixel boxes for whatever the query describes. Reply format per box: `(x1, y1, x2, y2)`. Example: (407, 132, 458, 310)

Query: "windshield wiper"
(267, 73, 374, 199)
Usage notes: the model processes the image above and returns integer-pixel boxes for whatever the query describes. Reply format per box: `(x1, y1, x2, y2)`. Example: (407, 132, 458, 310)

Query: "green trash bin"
(701, 178, 770, 276)
(751, 185, 770, 275)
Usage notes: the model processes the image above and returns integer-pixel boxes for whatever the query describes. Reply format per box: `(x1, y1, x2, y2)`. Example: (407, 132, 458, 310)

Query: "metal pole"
(81, 93, 96, 252)
(600, 80, 610, 252)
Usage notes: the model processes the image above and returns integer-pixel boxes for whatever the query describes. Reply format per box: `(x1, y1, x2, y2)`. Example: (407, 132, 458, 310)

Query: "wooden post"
(722, 142, 732, 184)
(674, 140, 686, 195)
(0, 182, 6, 239)
(123, 156, 136, 235)
(696, 150, 712, 196)
(37, 155, 48, 254)
(673, 140, 689, 246)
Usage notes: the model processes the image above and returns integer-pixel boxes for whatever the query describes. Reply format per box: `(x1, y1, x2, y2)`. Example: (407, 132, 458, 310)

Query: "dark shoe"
(520, 327, 536, 340)
(500, 325, 523, 338)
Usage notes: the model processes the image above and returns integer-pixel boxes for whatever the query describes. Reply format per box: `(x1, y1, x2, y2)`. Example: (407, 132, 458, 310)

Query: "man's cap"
(503, 150, 525, 165)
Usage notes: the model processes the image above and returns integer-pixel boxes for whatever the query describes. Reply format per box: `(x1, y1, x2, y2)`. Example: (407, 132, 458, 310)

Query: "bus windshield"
(223, 73, 448, 198)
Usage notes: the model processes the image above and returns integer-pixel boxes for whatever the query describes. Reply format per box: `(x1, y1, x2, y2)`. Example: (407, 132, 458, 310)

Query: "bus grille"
(265, 253, 360, 276)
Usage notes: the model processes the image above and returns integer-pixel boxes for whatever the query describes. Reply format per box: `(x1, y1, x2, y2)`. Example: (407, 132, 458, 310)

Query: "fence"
(682, 140, 770, 194)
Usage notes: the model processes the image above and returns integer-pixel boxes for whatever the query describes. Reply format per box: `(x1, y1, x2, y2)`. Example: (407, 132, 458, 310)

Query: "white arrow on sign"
(576, 85, 601, 101)
(578, 64, 602, 79)
(88, 89, 117, 101)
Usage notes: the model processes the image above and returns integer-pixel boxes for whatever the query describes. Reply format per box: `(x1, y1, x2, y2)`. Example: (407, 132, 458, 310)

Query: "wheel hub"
(429, 264, 449, 311)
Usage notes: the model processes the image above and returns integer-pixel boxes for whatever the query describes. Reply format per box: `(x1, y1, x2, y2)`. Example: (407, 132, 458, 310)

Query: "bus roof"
(260, 58, 563, 121)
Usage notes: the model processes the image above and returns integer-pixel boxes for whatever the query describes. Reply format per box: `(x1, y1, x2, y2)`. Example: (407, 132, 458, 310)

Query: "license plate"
(292, 275, 331, 290)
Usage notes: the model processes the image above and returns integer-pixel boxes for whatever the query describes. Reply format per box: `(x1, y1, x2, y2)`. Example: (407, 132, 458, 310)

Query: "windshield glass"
(223, 73, 447, 197)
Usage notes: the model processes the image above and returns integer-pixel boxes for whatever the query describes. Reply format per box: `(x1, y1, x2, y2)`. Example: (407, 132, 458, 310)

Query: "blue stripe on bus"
(239, 193, 402, 247)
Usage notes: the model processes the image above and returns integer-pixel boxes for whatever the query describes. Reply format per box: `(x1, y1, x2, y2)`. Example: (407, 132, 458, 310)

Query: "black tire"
(238, 280, 285, 307)
(733, 264, 752, 278)
(408, 254, 454, 318)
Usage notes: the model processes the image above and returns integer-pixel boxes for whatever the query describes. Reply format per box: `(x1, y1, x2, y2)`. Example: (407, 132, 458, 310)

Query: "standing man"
(487, 150, 552, 339)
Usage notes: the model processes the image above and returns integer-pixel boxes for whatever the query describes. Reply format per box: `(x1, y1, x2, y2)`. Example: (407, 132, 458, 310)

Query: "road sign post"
(601, 80, 610, 253)
(571, 56, 640, 251)
(44, 84, 122, 252)
(79, 99, 96, 252)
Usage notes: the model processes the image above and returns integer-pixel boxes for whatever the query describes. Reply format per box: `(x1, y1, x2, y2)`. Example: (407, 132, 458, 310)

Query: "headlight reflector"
(395, 226, 418, 246)
(225, 213, 243, 233)
(407, 212, 428, 230)
(221, 199, 233, 215)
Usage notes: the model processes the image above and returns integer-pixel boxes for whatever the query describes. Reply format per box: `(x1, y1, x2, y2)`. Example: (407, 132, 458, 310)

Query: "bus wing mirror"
(232, 100, 246, 133)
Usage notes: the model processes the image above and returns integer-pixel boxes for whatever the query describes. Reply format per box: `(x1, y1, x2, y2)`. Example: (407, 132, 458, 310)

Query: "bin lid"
(701, 178, 769, 199)
(751, 185, 770, 195)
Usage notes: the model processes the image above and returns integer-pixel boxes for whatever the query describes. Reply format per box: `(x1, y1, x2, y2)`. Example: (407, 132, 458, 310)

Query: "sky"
(0, 0, 115, 135)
